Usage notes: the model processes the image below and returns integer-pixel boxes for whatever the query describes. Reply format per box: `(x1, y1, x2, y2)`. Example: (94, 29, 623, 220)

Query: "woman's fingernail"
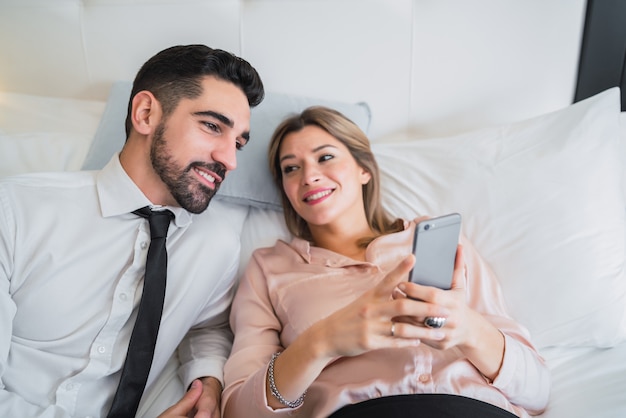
(394, 286, 407, 298)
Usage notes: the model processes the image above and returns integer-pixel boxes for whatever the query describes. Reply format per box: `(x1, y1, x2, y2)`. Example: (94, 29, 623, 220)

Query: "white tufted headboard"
(0, 0, 586, 139)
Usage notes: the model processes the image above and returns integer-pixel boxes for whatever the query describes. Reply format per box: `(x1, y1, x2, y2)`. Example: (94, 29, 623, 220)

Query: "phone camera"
(424, 224, 431, 231)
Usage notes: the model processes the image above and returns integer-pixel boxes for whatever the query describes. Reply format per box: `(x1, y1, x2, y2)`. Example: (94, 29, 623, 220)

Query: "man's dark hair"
(124, 44, 264, 137)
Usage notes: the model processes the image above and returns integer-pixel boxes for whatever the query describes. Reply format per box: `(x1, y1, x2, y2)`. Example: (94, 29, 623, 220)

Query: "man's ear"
(130, 91, 162, 136)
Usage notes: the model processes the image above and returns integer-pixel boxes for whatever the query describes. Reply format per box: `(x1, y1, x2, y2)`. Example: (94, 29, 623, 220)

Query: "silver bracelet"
(267, 351, 307, 408)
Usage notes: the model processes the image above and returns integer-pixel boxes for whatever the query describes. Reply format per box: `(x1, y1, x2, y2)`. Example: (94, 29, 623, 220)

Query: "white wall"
(0, 0, 586, 138)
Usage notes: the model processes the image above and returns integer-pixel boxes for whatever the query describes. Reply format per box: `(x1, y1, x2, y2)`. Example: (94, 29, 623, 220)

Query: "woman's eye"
(319, 154, 334, 162)
(282, 165, 297, 174)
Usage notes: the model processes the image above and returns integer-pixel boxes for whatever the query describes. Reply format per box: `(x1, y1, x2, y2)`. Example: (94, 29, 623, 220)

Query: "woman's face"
(278, 125, 371, 229)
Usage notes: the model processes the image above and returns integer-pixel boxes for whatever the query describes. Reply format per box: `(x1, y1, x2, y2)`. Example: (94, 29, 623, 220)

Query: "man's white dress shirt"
(0, 154, 245, 417)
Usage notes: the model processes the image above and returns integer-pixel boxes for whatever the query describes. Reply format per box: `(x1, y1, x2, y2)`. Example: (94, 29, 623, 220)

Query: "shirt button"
(119, 293, 128, 301)
(140, 241, 148, 250)
(418, 374, 431, 383)
(66, 383, 75, 390)
(98, 346, 106, 354)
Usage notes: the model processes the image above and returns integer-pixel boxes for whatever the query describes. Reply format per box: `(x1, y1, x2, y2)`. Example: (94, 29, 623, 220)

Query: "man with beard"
(0, 45, 264, 418)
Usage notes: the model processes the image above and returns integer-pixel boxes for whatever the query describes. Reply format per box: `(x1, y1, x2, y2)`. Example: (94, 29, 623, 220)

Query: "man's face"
(150, 76, 251, 213)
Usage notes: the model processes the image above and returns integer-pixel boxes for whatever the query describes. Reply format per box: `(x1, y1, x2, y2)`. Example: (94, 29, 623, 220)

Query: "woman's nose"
(301, 165, 321, 185)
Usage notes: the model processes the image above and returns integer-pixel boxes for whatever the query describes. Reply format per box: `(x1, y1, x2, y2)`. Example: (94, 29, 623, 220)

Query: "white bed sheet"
(538, 342, 626, 417)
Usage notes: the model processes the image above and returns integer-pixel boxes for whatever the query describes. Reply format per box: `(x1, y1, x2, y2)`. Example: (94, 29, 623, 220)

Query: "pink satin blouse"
(222, 220, 550, 418)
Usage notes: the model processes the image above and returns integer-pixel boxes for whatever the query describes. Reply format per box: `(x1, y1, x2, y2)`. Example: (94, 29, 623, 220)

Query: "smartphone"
(408, 213, 461, 290)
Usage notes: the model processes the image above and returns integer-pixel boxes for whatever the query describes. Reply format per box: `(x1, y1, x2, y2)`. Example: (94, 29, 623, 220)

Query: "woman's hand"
(308, 254, 448, 359)
(391, 244, 471, 350)
(392, 245, 505, 380)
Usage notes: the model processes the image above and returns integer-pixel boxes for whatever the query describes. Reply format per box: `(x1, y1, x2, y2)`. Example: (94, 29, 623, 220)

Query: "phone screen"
(408, 213, 461, 289)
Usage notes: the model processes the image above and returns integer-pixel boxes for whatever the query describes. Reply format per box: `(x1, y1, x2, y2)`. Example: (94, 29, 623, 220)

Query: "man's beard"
(150, 122, 227, 214)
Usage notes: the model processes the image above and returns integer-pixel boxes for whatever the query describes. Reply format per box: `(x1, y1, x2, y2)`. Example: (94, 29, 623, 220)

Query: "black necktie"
(107, 206, 174, 418)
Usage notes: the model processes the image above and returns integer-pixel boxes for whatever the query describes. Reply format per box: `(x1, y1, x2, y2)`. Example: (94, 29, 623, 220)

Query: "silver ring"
(424, 316, 447, 329)
(390, 322, 396, 337)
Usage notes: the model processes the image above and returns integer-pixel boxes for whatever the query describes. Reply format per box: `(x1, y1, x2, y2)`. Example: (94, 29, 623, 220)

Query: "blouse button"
(140, 241, 148, 250)
(418, 374, 431, 383)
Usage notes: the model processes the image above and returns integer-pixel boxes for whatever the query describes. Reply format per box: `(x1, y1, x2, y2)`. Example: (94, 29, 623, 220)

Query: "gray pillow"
(82, 81, 371, 211)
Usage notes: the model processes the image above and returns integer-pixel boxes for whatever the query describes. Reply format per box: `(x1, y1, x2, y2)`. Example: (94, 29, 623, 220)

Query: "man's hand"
(157, 377, 222, 418)
(191, 377, 222, 418)
(157, 380, 202, 418)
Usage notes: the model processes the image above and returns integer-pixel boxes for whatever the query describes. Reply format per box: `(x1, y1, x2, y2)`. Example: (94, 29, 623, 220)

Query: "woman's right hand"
(308, 254, 448, 359)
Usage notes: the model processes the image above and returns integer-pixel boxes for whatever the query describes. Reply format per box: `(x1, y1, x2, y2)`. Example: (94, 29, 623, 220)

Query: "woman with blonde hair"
(222, 106, 549, 418)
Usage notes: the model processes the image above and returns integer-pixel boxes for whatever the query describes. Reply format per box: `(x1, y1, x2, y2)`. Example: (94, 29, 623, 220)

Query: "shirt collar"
(96, 153, 192, 227)
(291, 238, 366, 268)
(289, 221, 413, 268)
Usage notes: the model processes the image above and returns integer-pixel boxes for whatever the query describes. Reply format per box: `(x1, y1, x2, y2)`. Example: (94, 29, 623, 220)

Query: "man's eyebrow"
(194, 110, 233, 128)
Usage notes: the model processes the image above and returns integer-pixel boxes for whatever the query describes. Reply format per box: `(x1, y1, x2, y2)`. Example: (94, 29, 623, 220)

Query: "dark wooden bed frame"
(574, 0, 626, 110)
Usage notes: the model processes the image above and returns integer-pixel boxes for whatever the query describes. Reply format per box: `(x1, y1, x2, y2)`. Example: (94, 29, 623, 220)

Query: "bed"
(1, 1, 625, 417)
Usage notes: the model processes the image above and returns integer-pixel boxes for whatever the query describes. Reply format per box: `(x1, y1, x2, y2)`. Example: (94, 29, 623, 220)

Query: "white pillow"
(82, 81, 371, 211)
(237, 206, 291, 277)
(373, 87, 626, 348)
(0, 132, 91, 178)
(0, 91, 104, 177)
